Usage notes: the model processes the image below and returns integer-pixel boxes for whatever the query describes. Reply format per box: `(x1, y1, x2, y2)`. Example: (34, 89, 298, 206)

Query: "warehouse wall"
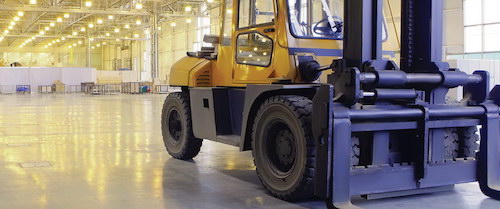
(443, 0, 465, 56)
(0, 46, 86, 67)
(382, 0, 463, 58)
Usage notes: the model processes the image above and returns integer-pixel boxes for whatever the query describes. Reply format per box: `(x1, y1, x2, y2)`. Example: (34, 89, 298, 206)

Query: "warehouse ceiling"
(0, 0, 219, 48)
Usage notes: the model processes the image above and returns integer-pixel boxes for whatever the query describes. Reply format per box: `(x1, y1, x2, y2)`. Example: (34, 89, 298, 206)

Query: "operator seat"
(187, 35, 219, 60)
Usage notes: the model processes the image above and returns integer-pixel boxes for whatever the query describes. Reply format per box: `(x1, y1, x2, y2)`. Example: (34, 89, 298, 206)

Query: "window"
(238, 0, 275, 28)
(236, 33, 273, 66)
(222, 0, 233, 45)
(286, 0, 387, 41)
(464, 0, 500, 57)
(287, 0, 344, 39)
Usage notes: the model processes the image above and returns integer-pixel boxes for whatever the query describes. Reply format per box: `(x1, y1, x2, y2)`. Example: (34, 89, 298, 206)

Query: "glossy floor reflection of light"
(0, 94, 498, 209)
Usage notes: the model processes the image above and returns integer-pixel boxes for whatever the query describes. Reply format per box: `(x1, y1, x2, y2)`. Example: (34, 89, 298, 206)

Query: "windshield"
(287, 0, 388, 40)
(287, 0, 344, 39)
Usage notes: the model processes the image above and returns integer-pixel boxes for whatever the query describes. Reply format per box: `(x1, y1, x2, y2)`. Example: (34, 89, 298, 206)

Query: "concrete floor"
(0, 94, 498, 209)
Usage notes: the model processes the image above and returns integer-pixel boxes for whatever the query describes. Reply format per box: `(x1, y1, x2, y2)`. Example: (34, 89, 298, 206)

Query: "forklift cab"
(170, 0, 392, 87)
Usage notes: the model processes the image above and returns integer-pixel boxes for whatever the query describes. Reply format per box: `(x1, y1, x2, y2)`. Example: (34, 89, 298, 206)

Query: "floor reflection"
(0, 94, 496, 209)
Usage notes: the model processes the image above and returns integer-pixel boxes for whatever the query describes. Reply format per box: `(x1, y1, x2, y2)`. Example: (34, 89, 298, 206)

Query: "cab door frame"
(232, 0, 279, 84)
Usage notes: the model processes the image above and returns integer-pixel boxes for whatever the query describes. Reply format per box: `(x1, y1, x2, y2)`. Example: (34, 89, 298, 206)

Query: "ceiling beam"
(0, 5, 150, 16)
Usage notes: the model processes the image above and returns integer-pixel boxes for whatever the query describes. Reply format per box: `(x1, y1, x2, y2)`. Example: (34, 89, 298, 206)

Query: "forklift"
(161, 0, 500, 208)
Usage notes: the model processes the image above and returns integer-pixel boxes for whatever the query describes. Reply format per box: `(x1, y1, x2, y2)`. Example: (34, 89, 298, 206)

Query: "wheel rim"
(168, 109, 183, 142)
(264, 119, 297, 177)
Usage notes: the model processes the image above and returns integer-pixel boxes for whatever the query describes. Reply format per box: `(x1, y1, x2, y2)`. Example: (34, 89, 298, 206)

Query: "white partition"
(0, 67, 97, 88)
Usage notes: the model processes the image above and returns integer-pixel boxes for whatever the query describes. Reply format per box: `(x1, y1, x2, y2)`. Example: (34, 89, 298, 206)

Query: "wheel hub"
(276, 130, 295, 166)
(265, 121, 297, 174)
(168, 109, 182, 141)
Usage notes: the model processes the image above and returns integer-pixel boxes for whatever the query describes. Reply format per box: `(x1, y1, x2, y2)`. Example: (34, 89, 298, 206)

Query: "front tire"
(252, 96, 315, 201)
(161, 92, 202, 160)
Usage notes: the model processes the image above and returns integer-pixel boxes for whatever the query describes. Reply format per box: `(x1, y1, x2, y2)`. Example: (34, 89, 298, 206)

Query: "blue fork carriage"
(311, 0, 500, 208)
(312, 71, 500, 208)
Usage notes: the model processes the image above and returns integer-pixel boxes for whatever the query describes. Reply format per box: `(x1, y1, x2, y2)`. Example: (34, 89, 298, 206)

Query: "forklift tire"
(444, 127, 479, 159)
(161, 92, 203, 160)
(252, 95, 315, 201)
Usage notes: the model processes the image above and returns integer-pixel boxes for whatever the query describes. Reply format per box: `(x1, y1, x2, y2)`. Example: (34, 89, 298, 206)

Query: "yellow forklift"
(162, 0, 500, 207)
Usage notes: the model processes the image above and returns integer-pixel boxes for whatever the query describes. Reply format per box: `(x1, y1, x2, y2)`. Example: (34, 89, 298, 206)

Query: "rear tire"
(252, 96, 315, 201)
(161, 92, 202, 160)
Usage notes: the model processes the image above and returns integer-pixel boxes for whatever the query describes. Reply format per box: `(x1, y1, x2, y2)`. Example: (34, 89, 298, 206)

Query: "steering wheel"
(313, 17, 343, 37)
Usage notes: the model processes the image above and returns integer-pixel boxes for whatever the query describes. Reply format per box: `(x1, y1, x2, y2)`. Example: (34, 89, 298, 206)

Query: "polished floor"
(0, 94, 498, 209)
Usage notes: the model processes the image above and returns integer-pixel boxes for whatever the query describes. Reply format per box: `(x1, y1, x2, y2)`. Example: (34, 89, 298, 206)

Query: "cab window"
(236, 33, 273, 66)
(222, 0, 234, 45)
(287, 0, 344, 39)
(287, 0, 388, 40)
(238, 0, 275, 28)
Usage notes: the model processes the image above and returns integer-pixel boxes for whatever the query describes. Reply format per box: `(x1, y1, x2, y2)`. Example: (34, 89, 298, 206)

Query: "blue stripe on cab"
(288, 48, 396, 58)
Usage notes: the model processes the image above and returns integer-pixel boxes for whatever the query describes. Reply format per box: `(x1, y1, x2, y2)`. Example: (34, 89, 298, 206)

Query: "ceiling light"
(106, 32, 110, 36)
(124, 24, 130, 29)
(45, 27, 50, 31)
(72, 31, 78, 36)
(44, 46, 48, 48)
(30, 0, 36, 4)
(185, 6, 192, 12)
(56, 39, 60, 42)
(68, 45, 72, 48)
(116, 38, 120, 41)
(97, 19, 103, 24)
(50, 22, 55, 27)
(96, 44, 100, 47)
(78, 40, 82, 44)
(90, 38, 94, 41)
(91, 46, 95, 49)
(136, 20, 141, 25)
(157, 26, 161, 31)
(17, 11, 24, 17)
(39, 31, 44, 35)
(186, 18, 192, 23)
(84, 1, 92, 7)
(81, 27, 86, 32)
(135, 3, 143, 9)
(144, 29, 149, 34)
(64, 13, 70, 18)
(8, 26, 13, 30)
(61, 37, 66, 40)
(51, 40, 55, 43)
(10, 21, 16, 26)
(3, 30, 9, 34)
(102, 42, 106, 45)
(134, 34, 139, 38)
(88, 23, 94, 28)
(108, 15, 114, 20)
(13, 16, 20, 21)
(171, 22, 176, 27)
(48, 43, 52, 46)
(73, 43, 77, 46)
(57, 17, 63, 22)
(114, 28, 120, 33)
